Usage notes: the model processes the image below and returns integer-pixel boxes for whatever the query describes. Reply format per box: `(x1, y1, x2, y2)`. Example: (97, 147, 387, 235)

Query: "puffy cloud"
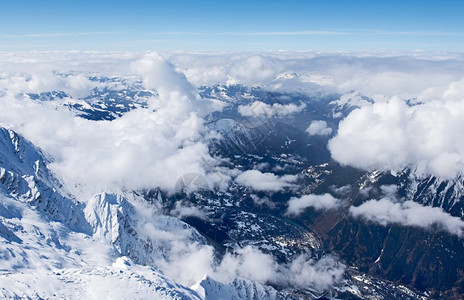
(235, 170, 297, 192)
(282, 253, 345, 290)
(329, 95, 464, 179)
(306, 120, 332, 136)
(0, 98, 213, 200)
(0, 72, 96, 98)
(0, 53, 221, 200)
(171, 202, 208, 220)
(0, 51, 139, 97)
(149, 232, 344, 290)
(131, 53, 199, 117)
(350, 198, 464, 237)
(250, 194, 275, 208)
(212, 247, 344, 291)
(229, 55, 284, 84)
(286, 193, 342, 216)
(215, 246, 279, 284)
(238, 101, 306, 117)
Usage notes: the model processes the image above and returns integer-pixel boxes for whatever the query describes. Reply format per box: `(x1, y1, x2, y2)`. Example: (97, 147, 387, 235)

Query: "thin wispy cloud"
(228, 30, 348, 36)
(350, 29, 464, 36)
(229, 29, 464, 37)
(148, 29, 464, 37)
(148, 30, 348, 36)
(3, 30, 135, 39)
(3, 29, 463, 51)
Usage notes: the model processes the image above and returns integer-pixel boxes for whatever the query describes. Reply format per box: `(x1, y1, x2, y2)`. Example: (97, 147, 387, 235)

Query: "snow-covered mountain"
(0, 127, 88, 232)
(0, 127, 204, 299)
(1, 256, 202, 299)
(22, 76, 154, 121)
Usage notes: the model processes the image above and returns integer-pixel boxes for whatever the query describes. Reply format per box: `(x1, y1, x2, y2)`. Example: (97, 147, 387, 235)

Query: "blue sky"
(1, 0, 463, 51)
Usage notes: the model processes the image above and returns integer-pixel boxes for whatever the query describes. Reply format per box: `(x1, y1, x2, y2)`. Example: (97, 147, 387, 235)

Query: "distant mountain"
(24, 76, 154, 121)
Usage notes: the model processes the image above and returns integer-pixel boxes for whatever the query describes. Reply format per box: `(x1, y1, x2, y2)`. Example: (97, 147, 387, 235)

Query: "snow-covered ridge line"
(0, 127, 89, 232)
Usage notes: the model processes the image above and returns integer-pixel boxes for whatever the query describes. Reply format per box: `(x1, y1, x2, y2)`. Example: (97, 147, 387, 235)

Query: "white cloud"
(282, 253, 345, 290)
(151, 234, 345, 290)
(250, 194, 275, 208)
(0, 53, 222, 200)
(350, 198, 464, 237)
(172, 202, 208, 220)
(0, 71, 97, 99)
(169, 52, 464, 98)
(131, 53, 197, 116)
(286, 193, 342, 216)
(306, 120, 332, 136)
(215, 246, 279, 284)
(235, 170, 297, 192)
(328, 95, 464, 179)
(137, 203, 344, 290)
(238, 101, 306, 117)
(229, 55, 284, 84)
(212, 247, 344, 291)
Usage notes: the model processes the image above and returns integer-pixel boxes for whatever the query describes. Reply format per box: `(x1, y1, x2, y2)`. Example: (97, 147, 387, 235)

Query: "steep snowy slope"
(0, 127, 204, 299)
(0, 127, 89, 232)
(399, 169, 464, 219)
(192, 275, 287, 300)
(0, 257, 201, 299)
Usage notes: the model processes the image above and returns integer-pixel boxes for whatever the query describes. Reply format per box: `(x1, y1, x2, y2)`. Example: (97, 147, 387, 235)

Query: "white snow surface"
(0, 257, 201, 299)
(191, 275, 282, 300)
(0, 126, 203, 299)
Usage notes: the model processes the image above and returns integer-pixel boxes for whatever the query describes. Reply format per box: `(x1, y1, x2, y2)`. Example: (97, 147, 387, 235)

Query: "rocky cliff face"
(321, 168, 464, 298)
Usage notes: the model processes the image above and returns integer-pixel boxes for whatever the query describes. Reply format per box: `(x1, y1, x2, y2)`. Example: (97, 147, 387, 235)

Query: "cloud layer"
(286, 193, 342, 216)
(329, 95, 464, 179)
(350, 198, 464, 236)
(171, 52, 464, 98)
(0, 53, 220, 200)
(306, 120, 332, 136)
(238, 101, 306, 117)
(235, 170, 297, 192)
